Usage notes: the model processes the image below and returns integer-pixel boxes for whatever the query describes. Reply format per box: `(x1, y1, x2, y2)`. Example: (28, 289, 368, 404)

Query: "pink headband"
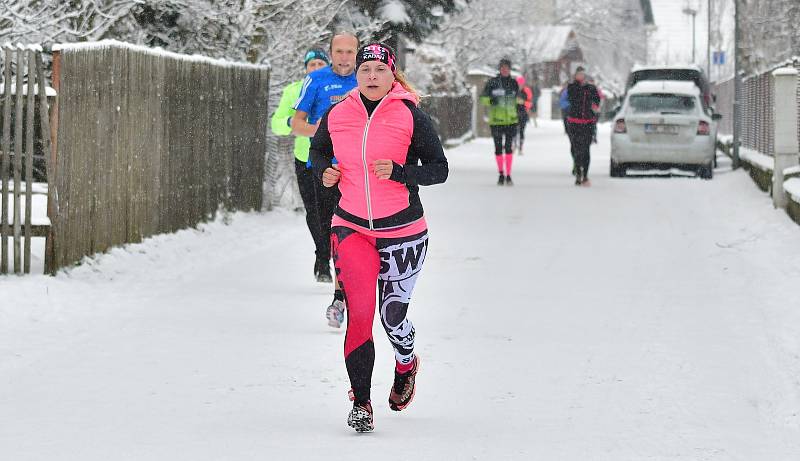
(356, 43, 397, 75)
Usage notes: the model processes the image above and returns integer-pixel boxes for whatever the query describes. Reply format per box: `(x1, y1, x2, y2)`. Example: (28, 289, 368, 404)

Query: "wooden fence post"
(48, 51, 61, 273)
(38, 51, 56, 275)
(772, 66, 799, 209)
(1, 47, 11, 274)
(23, 49, 35, 273)
(13, 47, 24, 274)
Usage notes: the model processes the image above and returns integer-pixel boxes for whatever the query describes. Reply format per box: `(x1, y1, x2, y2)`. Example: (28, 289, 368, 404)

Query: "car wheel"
(610, 160, 625, 178)
(698, 163, 713, 180)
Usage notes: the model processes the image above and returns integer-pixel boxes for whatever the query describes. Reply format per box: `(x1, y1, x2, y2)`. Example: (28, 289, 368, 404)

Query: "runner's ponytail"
(395, 71, 420, 105)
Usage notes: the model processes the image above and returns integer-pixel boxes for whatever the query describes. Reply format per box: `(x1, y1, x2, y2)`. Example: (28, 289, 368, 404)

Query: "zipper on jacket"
(582, 89, 588, 119)
(359, 96, 388, 231)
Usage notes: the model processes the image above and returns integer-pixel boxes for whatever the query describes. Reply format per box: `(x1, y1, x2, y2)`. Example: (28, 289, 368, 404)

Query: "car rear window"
(628, 93, 697, 114)
(629, 69, 702, 88)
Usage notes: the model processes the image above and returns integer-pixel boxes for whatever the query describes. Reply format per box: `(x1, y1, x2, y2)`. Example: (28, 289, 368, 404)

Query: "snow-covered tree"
(553, 0, 649, 93)
(426, 0, 649, 93)
(350, 0, 459, 43)
(737, 0, 800, 75)
(0, 0, 137, 44)
(404, 41, 467, 95)
(0, 0, 386, 99)
(430, 0, 539, 76)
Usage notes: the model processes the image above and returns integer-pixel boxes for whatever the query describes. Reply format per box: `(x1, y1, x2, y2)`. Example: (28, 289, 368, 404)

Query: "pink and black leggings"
(331, 226, 428, 405)
(491, 124, 517, 155)
(490, 124, 517, 176)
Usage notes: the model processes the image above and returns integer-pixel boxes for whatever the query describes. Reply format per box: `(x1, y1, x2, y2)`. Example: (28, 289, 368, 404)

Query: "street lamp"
(683, 5, 698, 63)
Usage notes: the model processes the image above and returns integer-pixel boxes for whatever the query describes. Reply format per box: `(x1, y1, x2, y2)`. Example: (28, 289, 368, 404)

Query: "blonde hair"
(395, 71, 420, 105)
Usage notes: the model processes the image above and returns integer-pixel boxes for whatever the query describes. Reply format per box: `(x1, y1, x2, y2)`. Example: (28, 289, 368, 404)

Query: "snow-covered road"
(3, 121, 800, 460)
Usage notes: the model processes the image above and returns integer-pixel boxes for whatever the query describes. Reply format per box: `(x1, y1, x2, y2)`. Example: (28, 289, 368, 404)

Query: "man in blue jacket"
(291, 31, 359, 328)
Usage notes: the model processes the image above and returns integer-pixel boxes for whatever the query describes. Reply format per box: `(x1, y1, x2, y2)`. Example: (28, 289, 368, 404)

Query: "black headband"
(356, 43, 397, 74)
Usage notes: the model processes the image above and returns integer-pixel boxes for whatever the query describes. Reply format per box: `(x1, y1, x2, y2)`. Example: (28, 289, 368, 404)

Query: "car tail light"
(614, 119, 627, 133)
(697, 120, 710, 136)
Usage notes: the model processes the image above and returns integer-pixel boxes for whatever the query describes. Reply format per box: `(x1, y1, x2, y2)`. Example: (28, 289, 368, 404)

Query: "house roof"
(525, 26, 575, 63)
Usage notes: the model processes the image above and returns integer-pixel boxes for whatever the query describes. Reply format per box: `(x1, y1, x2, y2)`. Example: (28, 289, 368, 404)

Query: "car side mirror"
(712, 113, 722, 121)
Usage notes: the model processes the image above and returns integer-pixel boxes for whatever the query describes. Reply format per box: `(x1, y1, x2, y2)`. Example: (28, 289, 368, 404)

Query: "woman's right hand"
(322, 164, 341, 187)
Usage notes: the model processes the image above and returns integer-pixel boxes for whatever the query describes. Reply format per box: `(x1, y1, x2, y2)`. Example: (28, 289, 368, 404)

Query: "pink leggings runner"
(331, 226, 428, 405)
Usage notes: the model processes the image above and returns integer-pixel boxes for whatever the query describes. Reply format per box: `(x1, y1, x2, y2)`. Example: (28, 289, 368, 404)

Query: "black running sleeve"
(390, 101, 448, 187)
(309, 109, 334, 181)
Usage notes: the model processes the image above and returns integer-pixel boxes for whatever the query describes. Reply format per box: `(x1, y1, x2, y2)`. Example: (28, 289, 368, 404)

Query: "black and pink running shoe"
(389, 356, 420, 411)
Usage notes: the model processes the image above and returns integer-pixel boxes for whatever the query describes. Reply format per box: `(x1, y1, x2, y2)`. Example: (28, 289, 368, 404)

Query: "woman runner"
(310, 43, 448, 433)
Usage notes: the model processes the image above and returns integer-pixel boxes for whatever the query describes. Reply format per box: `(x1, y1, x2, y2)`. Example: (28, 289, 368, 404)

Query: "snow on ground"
(740, 147, 775, 172)
(2, 121, 800, 460)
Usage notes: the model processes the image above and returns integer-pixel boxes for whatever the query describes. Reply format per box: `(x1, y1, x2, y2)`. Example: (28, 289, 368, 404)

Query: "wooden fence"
(0, 46, 53, 275)
(49, 41, 270, 273)
(420, 94, 473, 142)
(264, 133, 302, 211)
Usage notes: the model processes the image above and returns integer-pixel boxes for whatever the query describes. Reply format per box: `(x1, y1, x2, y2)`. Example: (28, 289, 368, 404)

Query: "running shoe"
(315, 258, 332, 283)
(389, 356, 420, 411)
(498, 174, 505, 186)
(505, 176, 513, 186)
(347, 401, 374, 433)
(325, 299, 345, 328)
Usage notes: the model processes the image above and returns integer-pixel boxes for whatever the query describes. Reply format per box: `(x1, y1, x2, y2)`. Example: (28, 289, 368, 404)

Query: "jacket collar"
(346, 81, 418, 107)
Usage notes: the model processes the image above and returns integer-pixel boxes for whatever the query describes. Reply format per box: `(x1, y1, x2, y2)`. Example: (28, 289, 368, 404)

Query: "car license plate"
(644, 124, 679, 135)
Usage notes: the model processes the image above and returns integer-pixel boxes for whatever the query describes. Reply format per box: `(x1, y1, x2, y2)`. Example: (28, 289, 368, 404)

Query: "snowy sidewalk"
(2, 121, 800, 460)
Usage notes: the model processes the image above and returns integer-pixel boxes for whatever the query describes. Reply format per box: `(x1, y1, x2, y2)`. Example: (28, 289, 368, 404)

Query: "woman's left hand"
(373, 159, 394, 180)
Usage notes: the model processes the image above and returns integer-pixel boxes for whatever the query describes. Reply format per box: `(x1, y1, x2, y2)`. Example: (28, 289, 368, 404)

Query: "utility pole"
(683, 5, 698, 63)
(707, 0, 711, 79)
(732, 0, 741, 169)
(645, 24, 657, 65)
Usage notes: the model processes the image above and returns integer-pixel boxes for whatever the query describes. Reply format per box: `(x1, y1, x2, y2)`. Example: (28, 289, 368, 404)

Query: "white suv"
(610, 81, 721, 179)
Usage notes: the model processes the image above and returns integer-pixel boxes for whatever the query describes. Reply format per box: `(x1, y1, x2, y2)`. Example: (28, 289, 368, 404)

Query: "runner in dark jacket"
(530, 78, 541, 128)
(481, 58, 519, 185)
(566, 66, 600, 186)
